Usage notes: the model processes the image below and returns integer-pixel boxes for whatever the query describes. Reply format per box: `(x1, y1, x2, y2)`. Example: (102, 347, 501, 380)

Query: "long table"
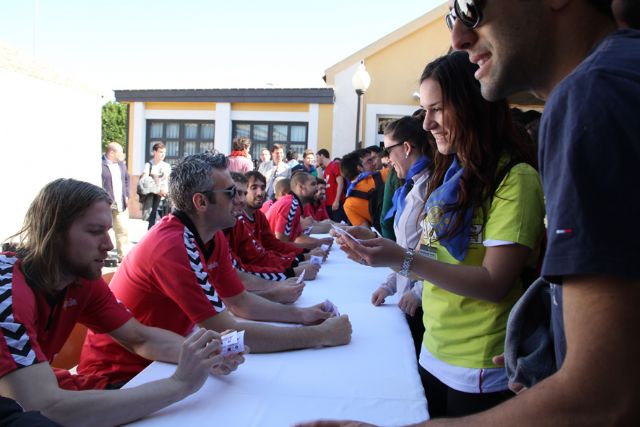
(124, 241, 429, 426)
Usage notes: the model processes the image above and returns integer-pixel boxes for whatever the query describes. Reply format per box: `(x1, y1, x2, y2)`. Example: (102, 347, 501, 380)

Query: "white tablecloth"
(125, 240, 428, 426)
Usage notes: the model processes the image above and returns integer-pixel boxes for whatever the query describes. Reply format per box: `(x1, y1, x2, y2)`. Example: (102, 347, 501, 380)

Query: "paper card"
(321, 243, 330, 252)
(296, 269, 306, 284)
(221, 331, 245, 357)
(310, 255, 323, 266)
(322, 299, 340, 316)
(331, 224, 362, 243)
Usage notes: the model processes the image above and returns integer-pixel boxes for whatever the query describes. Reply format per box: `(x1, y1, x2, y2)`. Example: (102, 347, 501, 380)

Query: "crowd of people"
(0, 0, 638, 425)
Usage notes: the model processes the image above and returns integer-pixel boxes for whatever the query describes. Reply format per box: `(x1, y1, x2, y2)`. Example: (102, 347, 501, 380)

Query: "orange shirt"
(344, 168, 388, 226)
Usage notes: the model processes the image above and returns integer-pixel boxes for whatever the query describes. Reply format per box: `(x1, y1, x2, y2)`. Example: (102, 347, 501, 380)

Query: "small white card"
(310, 255, 323, 266)
(296, 269, 306, 284)
(221, 331, 245, 357)
(321, 243, 330, 252)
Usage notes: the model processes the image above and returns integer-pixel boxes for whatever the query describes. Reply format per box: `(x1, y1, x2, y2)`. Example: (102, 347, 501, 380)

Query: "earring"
(405, 152, 409, 159)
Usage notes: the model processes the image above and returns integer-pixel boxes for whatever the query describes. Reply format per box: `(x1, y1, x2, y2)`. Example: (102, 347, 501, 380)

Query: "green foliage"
(101, 101, 128, 153)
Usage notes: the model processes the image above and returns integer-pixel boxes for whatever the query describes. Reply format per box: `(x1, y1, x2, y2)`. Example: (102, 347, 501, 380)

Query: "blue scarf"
(424, 157, 473, 261)
(384, 156, 430, 225)
(346, 171, 374, 197)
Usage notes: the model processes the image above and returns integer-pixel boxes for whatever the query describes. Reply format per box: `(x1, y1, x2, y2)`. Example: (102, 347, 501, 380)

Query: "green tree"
(101, 101, 128, 153)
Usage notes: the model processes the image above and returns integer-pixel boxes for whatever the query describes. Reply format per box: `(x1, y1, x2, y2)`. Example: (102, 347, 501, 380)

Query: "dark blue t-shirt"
(539, 29, 640, 367)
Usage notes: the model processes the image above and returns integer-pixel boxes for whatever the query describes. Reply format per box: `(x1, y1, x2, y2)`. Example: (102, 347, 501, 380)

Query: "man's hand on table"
(271, 279, 305, 304)
(171, 329, 229, 395)
(294, 263, 320, 280)
(317, 315, 352, 347)
(308, 246, 329, 261)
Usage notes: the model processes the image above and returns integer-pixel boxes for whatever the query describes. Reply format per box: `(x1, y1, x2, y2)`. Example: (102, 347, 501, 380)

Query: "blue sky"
(0, 0, 445, 90)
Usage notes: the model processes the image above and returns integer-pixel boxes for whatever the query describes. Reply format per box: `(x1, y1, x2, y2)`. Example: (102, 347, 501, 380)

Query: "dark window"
(232, 121, 308, 165)
(146, 120, 215, 164)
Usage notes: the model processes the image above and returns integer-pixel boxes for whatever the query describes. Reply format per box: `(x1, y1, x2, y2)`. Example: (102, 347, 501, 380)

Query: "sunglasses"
(445, 0, 485, 31)
(199, 185, 237, 200)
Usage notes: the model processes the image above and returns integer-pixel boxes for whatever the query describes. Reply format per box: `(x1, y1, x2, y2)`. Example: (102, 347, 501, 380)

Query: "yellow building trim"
(125, 102, 134, 174)
(144, 102, 215, 111)
(231, 103, 309, 112)
(324, 2, 449, 85)
(317, 105, 333, 153)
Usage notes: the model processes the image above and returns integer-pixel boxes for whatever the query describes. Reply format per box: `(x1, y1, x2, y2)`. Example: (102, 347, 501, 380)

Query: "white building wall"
(307, 104, 319, 153)
(331, 62, 360, 158)
(132, 102, 147, 174)
(0, 67, 104, 242)
(214, 103, 231, 154)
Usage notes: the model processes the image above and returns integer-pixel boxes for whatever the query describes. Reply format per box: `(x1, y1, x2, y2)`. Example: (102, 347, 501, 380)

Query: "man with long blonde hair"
(0, 178, 243, 426)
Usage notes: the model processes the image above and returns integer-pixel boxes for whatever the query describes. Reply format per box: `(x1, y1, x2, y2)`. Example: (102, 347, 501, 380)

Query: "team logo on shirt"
(0, 254, 36, 367)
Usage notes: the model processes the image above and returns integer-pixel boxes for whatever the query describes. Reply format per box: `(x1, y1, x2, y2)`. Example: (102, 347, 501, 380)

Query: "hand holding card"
(221, 331, 245, 357)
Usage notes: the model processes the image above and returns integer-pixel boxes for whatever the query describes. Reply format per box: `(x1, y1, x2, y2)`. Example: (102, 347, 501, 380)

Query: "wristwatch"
(399, 248, 416, 277)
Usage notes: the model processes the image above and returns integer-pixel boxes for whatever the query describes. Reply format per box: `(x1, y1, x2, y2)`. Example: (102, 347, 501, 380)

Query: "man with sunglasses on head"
(297, 0, 640, 426)
(78, 153, 352, 388)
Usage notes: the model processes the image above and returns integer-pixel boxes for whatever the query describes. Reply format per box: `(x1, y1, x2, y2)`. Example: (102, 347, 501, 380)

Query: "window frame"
(146, 119, 215, 164)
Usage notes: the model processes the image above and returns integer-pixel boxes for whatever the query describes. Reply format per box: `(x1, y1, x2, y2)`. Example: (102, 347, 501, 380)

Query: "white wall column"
(214, 102, 232, 154)
(132, 102, 147, 174)
(307, 104, 319, 152)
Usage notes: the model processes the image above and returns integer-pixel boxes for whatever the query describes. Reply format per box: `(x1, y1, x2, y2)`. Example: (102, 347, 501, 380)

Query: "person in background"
(260, 178, 290, 214)
(341, 151, 388, 231)
(379, 166, 401, 241)
(0, 178, 240, 426)
(258, 144, 291, 199)
(101, 142, 130, 262)
(141, 142, 171, 230)
(316, 149, 346, 223)
(265, 172, 333, 250)
(258, 148, 271, 170)
(227, 136, 253, 174)
(365, 145, 384, 171)
(292, 149, 318, 177)
(371, 115, 433, 358)
(286, 150, 300, 169)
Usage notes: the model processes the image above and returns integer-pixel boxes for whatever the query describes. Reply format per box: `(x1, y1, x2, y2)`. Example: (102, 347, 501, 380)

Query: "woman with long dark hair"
(338, 51, 545, 417)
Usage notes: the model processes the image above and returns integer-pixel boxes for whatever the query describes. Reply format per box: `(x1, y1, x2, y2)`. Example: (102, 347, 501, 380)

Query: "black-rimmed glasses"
(445, 0, 485, 31)
(198, 185, 237, 200)
(382, 142, 404, 157)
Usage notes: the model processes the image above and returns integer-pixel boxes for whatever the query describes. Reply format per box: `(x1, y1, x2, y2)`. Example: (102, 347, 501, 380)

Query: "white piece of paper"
(221, 331, 245, 356)
(310, 255, 323, 266)
(296, 269, 306, 284)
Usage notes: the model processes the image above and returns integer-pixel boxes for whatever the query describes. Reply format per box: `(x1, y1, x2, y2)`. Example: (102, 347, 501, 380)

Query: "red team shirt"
(303, 202, 330, 222)
(246, 208, 304, 258)
(323, 160, 345, 207)
(224, 216, 295, 280)
(77, 213, 245, 385)
(0, 253, 132, 390)
(264, 194, 304, 242)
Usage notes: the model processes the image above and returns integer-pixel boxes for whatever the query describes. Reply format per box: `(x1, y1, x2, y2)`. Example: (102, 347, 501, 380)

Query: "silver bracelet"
(399, 248, 416, 277)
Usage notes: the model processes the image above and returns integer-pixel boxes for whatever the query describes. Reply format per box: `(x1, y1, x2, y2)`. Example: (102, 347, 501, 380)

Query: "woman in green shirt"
(337, 51, 544, 418)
